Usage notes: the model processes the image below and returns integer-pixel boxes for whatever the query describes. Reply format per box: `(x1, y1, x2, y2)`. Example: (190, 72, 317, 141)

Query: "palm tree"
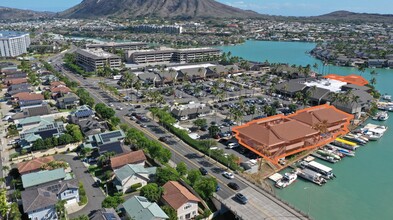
(370, 77, 377, 86)
(313, 63, 319, 72)
(370, 70, 378, 76)
(55, 200, 67, 220)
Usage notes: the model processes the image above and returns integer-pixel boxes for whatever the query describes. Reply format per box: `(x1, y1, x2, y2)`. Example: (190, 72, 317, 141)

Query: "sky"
(0, 0, 392, 16)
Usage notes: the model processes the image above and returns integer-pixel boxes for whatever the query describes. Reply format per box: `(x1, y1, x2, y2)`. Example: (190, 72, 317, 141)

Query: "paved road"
(50, 51, 308, 220)
(55, 154, 106, 218)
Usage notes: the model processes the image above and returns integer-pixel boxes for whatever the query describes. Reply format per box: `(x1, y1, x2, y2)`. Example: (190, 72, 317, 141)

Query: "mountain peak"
(60, 0, 260, 19)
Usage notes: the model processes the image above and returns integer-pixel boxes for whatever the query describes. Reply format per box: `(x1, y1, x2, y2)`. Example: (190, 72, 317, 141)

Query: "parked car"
(199, 167, 208, 175)
(227, 182, 240, 190)
(140, 124, 147, 128)
(216, 184, 221, 192)
(223, 171, 235, 179)
(226, 142, 239, 149)
(235, 193, 248, 204)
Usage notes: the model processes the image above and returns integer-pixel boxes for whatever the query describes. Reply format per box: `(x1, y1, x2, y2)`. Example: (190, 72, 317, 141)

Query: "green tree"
(187, 169, 202, 186)
(102, 196, 124, 209)
(95, 103, 116, 119)
(0, 189, 9, 218)
(156, 167, 180, 186)
(140, 183, 163, 203)
(208, 125, 220, 137)
(32, 138, 46, 150)
(10, 202, 21, 220)
(176, 162, 188, 176)
(66, 124, 83, 142)
(162, 206, 177, 220)
(58, 134, 73, 145)
(193, 119, 207, 129)
(55, 200, 67, 220)
(193, 177, 217, 200)
(110, 116, 121, 127)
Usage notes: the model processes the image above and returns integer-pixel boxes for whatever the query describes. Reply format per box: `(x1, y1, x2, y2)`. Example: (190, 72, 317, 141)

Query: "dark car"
(199, 167, 208, 175)
(158, 137, 168, 142)
(235, 193, 248, 204)
(227, 182, 240, 190)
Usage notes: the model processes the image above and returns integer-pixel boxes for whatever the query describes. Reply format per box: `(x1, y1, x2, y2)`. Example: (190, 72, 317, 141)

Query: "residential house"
(5, 71, 27, 79)
(22, 179, 79, 220)
(91, 208, 121, 220)
(21, 168, 67, 189)
(113, 164, 156, 193)
(11, 104, 53, 120)
(19, 116, 65, 149)
(171, 102, 211, 120)
(4, 77, 27, 86)
(40, 75, 59, 85)
(368, 59, 387, 68)
(120, 196, 168, 220)
(11, 92, 44, 107)
(0, 62, 17, 73)
(6, 83, 31, 96)
(49, 82, 71, 98)
(110, 150, 147, 170)
(56, 93, 80, 109)
(17, 156, 55, 175)
(162, 181, 200, 220)
(82, 130, 126, 155)
(70, 105, 107, 136)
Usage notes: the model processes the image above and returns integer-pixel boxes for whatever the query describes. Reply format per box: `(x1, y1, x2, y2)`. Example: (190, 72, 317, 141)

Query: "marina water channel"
(218, 40, 393, 220)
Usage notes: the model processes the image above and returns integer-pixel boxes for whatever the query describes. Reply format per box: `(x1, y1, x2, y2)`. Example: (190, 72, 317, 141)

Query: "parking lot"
(91, 73, 301, 172)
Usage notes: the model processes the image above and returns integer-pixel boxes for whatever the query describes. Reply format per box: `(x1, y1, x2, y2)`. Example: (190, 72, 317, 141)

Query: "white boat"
(361, 124, 388, 140)
(275, 172, 297, 188)
(300, 161, 335, 180)
(372, 111, 389, 121)
(297, 168, 327, 186)
(382, 94, 392, 101)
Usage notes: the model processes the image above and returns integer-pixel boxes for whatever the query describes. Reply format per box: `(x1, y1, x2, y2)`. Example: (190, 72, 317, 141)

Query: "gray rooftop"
(0, 31, 29, 39)
(76, 48, 120, 60)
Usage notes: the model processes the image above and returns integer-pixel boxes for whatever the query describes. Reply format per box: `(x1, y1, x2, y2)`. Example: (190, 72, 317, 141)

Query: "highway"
(49, 50, 308, 220)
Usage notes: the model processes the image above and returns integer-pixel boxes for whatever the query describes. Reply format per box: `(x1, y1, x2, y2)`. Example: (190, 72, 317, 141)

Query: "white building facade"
(0, 31, 30, 57)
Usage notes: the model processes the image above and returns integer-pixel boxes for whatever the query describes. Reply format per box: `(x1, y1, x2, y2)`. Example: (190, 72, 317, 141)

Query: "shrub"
(129, 182, 143, 191)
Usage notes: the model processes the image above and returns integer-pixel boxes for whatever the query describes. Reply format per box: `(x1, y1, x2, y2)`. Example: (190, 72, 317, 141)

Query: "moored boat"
(297, 168, 327, 186)
(275, 172, 298, 188)
(300, 161, 335, 180)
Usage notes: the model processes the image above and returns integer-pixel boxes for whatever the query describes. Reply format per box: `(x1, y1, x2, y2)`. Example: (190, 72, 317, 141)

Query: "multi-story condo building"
(75, 49, 122, 72)
(86, 42, 149, 51)
(131, 24, 183, 34)
(0, 31, 30, 57)
(127, 48, 220, 64)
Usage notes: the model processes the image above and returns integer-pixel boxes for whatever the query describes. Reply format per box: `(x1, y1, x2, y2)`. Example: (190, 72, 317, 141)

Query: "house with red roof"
(162, 181, 200, 220)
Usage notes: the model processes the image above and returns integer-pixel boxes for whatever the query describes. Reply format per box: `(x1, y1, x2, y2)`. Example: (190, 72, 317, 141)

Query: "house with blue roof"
(113, 164, 156, 193)
(18, 116, 65, 149)
(82, 130, 126, 155)
(21, 168, 68, 189)
(120, 196, 168, 220)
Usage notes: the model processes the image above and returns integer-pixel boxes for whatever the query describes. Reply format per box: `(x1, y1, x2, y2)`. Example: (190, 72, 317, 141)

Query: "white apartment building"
(75, 48, 122, 72)
(0, 31, 30, 57)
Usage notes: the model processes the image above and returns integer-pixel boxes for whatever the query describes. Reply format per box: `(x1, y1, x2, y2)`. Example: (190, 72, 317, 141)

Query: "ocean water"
(218, 40, 393, 220)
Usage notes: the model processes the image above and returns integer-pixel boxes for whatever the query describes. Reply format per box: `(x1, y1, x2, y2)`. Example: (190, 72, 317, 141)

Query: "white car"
(116, 106, 123, 110)
(108, 103, 114, 107)
(223, 171, 235, 179)
(227, 143, 239, 149)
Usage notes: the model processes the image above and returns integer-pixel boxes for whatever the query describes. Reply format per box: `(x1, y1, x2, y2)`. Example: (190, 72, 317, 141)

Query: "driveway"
(55, 154, 106, 218)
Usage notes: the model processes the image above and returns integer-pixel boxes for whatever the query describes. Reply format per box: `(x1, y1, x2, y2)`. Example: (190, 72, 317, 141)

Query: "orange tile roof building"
(324, 74, 369, 86)
(17, 156, 55, 175)
(233, 104, 353, 165)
